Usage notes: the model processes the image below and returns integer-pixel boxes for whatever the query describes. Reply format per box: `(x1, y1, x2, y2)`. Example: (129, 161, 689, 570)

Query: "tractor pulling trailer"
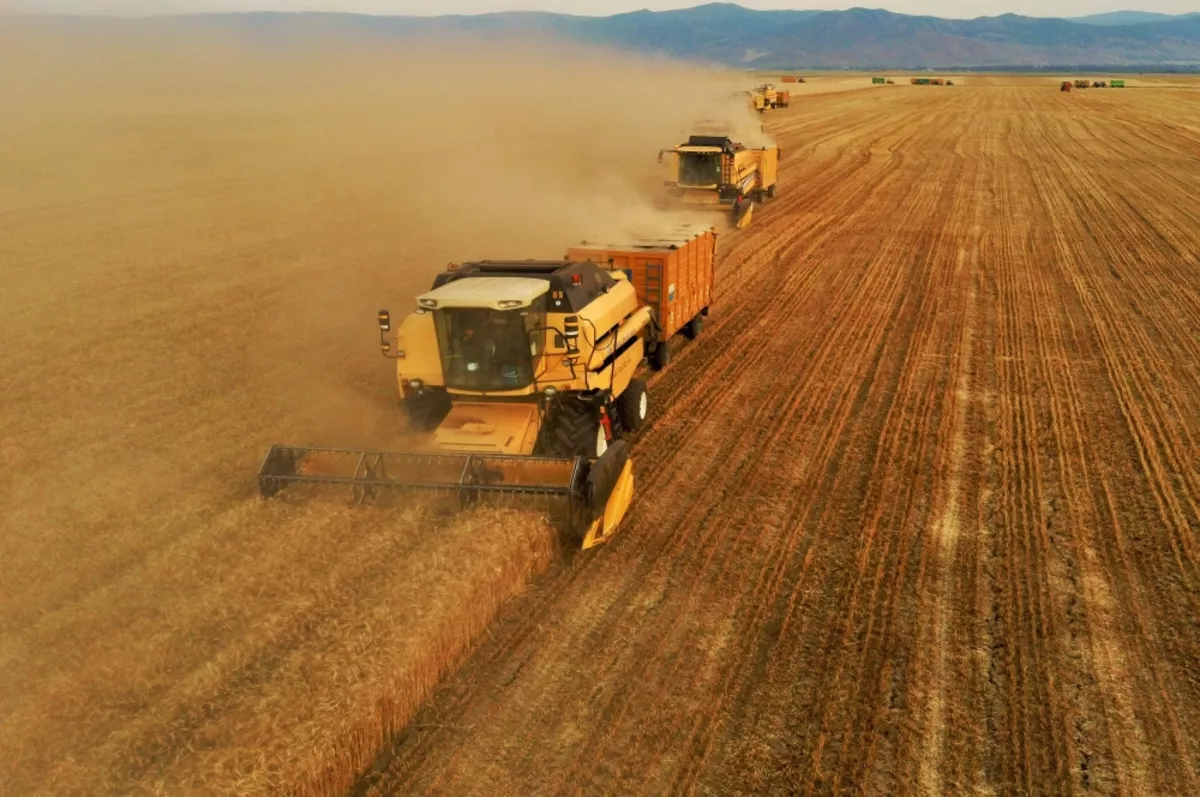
(259, 228, 718, 551)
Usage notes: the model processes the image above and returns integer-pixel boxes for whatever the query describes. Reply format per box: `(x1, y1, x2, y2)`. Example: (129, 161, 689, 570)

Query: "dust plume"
(0, 21, 760, 796)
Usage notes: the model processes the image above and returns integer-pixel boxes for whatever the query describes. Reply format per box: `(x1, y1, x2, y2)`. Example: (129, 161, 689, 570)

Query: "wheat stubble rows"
(361, 84, 1200, 796)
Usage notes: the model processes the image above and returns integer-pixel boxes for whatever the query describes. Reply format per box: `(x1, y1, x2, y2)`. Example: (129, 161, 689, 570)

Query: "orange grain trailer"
(567, 227, 718, 370)
(781, 76, 797, 83)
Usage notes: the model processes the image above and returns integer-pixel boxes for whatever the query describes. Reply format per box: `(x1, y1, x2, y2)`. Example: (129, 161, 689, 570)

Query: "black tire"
(767, 184, 777, 199)
(684, 314, 704, 340)
(649, 342, 672, 371)
(538, 399, 605, 458)
(617, 379, 648, 432)
(403, 389, 450, 432)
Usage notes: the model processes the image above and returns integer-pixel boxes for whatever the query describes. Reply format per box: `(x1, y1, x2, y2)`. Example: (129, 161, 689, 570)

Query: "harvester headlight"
(419, 298, 438, 310)
(466, 362, 480, 372)
(544, 386, 558, 397)
(497, 300, 523, 309)
(409, 378, 424, 391)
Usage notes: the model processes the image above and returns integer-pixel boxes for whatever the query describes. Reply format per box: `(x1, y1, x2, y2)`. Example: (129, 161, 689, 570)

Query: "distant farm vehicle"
(659, 134, 780, 230)
(774, 89, 791, 108)
(873, 77, 887, 85)
(568, 227, 717, 371)
(1061, 81, 1073, 92)
(1111, 79, 1126, 88)
(1074, 80, 1090, 89)
(781, 76, 797, 83)
(756, 84, 786, 109)
(886, 79, 895, 84)
(946, 80, 955, 86)
(1093, 80, 1108, 88)
(931, 78, 946, 86)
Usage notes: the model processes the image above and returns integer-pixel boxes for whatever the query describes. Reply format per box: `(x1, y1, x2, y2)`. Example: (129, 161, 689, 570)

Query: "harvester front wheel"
(540, 399, 606, 458)
(684, 314, 704, 340)
(617, 379, 648, 432)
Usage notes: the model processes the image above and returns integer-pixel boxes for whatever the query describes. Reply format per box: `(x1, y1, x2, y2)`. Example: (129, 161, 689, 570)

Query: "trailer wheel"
(617, 379, 648, 432)
(540, 399, 605, 458)
(684, 314, 704, 340)
(649, 342, 672, 371)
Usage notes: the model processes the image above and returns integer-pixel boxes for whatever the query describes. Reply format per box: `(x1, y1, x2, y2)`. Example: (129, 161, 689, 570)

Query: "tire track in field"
(1020, 90, 1200, 794)
(357, 88, 968, 796)
(354, 98, 945, 788)
(356, 84, 1200, 797)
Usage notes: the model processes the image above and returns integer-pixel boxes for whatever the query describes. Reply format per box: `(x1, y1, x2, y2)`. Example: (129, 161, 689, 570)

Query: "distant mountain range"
(23, 4, 1200, 69)
(1068, 10, 1199, 26)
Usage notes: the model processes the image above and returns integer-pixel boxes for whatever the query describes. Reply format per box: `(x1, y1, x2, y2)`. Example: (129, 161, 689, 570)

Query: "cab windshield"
(435, 302, 545, 391)
(679, 152, 722, 187)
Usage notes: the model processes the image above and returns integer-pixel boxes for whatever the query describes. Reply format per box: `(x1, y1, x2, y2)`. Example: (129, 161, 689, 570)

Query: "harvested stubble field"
(361, 77, 1200, 795)
(0, 28, 740, 797)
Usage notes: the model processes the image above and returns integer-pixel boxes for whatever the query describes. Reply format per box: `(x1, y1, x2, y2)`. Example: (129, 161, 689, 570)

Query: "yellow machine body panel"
(581, 459, 634, 550)
(753, 147, 779, 192)
(394, 310, 444, 395)
(431, 402, 541, 455)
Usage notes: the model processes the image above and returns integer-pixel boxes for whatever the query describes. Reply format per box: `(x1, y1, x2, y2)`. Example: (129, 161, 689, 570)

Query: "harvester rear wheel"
(649, 342, 672, 371)
(767, 184, 776, 199)
(684, 314, 704, 340)
(617, 379, 648, 432)
(540, 399, 605, 458)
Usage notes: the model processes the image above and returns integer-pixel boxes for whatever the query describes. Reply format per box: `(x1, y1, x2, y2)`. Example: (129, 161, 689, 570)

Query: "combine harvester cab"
(260, 260, 657, 550)
(567, 226, 718, 371)
(659, 135, 780, 230)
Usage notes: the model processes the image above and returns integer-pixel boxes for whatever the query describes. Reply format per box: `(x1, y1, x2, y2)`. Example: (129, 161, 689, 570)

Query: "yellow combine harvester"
(259, 259, 653, 550)
(659, 134, 780, 229)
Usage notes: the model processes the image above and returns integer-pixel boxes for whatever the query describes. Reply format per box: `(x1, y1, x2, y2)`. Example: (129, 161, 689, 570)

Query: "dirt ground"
(358, 77, 1200, 796)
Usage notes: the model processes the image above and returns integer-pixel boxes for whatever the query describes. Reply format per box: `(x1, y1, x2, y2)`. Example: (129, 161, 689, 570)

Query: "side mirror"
(378, 310, 395, 358)
(657, 151, 665, 164)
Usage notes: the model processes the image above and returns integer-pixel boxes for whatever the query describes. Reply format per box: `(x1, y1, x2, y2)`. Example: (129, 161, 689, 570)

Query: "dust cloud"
(0, 21, 758, 634)
(0, 21, 767, 794)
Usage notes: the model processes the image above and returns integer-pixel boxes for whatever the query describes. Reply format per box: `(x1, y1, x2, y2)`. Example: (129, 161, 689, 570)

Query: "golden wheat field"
(0, 25, 749, 796)
(5, 16, 1200, 797)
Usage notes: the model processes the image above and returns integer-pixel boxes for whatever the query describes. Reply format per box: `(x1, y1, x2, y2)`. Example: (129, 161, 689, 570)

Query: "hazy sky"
(3, 0, 1195, 19)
